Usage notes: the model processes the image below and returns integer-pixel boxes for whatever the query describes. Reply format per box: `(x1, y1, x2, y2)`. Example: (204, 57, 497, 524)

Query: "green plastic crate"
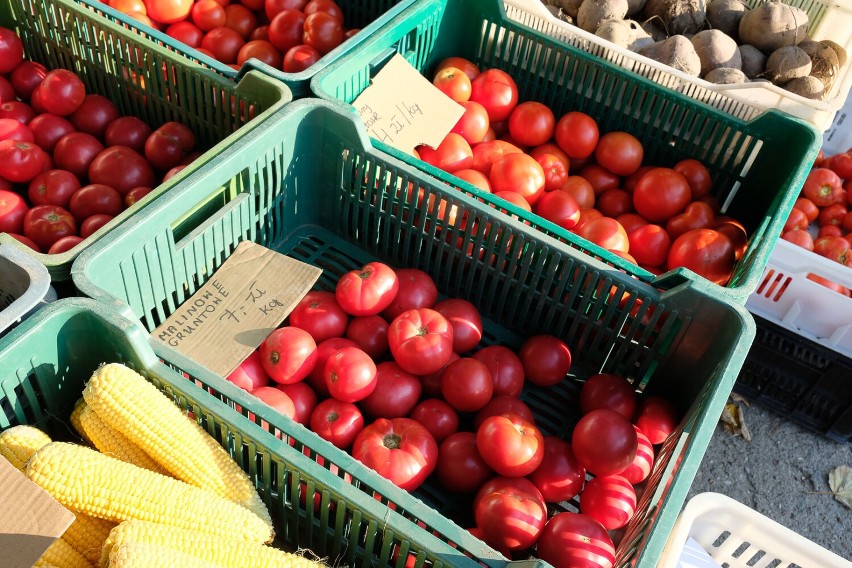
(73, 98, 756, 567)
(74, 0, 415, 98)
(0, 297, 490, 568)
(0, 0, 290, 282)
(310, 0, 822, 304)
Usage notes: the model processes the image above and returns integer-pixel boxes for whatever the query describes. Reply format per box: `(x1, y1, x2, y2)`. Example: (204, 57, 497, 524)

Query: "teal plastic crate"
(310, 0, 822, 304)
(75, 0, 415, 98)
(0, 0, 290, 281)
(73, 98, 756, 567)
(0, 297, 493, 568)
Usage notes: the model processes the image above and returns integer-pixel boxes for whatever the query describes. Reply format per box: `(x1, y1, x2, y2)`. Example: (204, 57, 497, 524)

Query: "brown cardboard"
(352, 53, 466, 156)
(0, 456, 76, 568)
(152, 241, 322, 378)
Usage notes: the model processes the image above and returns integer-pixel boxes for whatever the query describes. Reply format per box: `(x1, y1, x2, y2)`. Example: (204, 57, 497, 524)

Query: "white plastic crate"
(658, 492, 852, 568)
(505, 0, 852, 131)
(0, 244, 56, 336)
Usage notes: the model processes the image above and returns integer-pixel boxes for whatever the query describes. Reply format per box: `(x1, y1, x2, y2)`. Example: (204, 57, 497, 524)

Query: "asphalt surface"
(687, 400, 852, 562)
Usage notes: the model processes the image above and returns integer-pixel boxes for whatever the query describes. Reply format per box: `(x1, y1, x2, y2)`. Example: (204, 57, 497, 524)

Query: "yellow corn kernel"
(70, 398, 91, 444)
(0, 425, 52, 471)
(63, 512, 117, 566)
(36, 536, 94, 568)
(101, 520, 326, 568)
(78, 406, 166, 475)
(26, 442, 273, 545)
(82, 363, 270, 525)
(106, 542, 223, 568)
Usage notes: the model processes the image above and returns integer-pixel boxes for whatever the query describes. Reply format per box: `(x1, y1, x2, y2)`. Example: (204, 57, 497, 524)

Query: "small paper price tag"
(152, 241, 322, 377)
(353, 53, 465, 156)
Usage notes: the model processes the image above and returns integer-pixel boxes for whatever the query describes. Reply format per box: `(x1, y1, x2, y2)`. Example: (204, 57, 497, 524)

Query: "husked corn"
(106, 542, 223, 568)
(79, 406, 166, 474)
(69, 398, 90, 444)
(63, 512, 117, 566)
(0, 425, 52, 470)
(36, 535, 93, 568)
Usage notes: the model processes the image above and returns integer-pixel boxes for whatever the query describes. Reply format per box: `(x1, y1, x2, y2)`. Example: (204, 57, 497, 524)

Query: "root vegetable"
(626, 0, 648, 17)
(641, 17, 669, 41)
(547, 0, 585, 20)
(738, 1, 808, 54)
(596, 18, 633, 48)
(784, 75, 824, 99)
(739, 44, 766, 78)
(639, 35, 702, 76)
(627, 20, 655, 51)
(704, 67, 747, 83)
(799, 39, 840, 92)
(705, 0, 748, 42)
(691, 29, 742, 76)
(577, 0, 629, 33)
(765, 45, 812, 84)
(821, 39, 847, 67)
(641, 0, 707, 36)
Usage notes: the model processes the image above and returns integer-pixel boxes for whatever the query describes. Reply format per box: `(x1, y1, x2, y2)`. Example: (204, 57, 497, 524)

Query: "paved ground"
(687, 401, 852, 561)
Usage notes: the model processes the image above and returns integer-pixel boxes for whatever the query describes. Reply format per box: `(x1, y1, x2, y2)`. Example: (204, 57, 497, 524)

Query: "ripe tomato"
(441, 357, 494, 412)
(69, 184, 123, 222)
(27, 114, 75, 152)
(554, 111, 599, 160)
(417, 133, 473, 173)
(303, 11, 343, 55)
(145, 132, 185, 172)
(433, 67, 472, 103)
(436, 431, 495, 494)
(89, 146, 157, 196)
(578, 163, 620, 195)
(579, 373, 637, 419)
(226, 350, 270, 391)
(345, 315, 389, 360)
(104, 116, 152, 153)
(621, 425, 654, 484)
(667, 228, 736, 285)
(289, 290, 349, 343)
(0, 140, 47, 183)
(124, 186, 153, 208)
(714, 217, 748, 260)
(674, 158, 712, 199)
(470, 139, 522, 177)
(781, 228, 814, 251)
(387, 308, 454, 375)
(0, 26, 24, 73)
(23, 205, 77, 251)
(535, 153, 569, 192)
(537, 513, 615, 568)
(201, 26, 246, 63)
(10, 61, 47, 101)
(76, 214, 112, 239)
(67, 94, 120, 139)
(28, 169, 81, 208)
(324, 346, 377, 403)
(435, 56, 479, 81)
(474, 476, 546, 550)
(489, 153, 545, 205)
(476, 413, 544, 477)
(507, 101, 555, 147)
(827, 152, 852, 179)
(237, 40, 283, 68)
(277, 382, 318, 425)
(54, 132, 104, 179)
(306, 337, 358, 396)
(145, 0, 193, 24)
(666, 200, 716, 240)
(818, 203, 848, 227)
(0, 189, 28, 234)
(409, 398, 459, 443)
(265, 0, 307, 19)
(36, 70, 86, 116)
(450, 100, 490, 145)
(618, 212, 649, 234)
(633, 167, 691, 222)
(7, 233, 40, 252)
(635, 396, 679, 444)
(0, 101, 37, 124)
(304, 0, 344, 21)
(336, 261, 399, 316)
(433, 298, 482, 353)
(191, 0, 227, 31)
(359, 361, 422, 419)
(793, 197, 819, 223)
(473, 395, 534, 429)
(561, 175, 595, 209)
(594, 131, 643, 177)
(519, 335, 571, 387)
(309, 398, 364, 449)
(251, 385, 297, 422)
(455, 168, 491, 192)
(0, 75, 14, 104)
(571, 408, 637, 476)
(381, 268, 438, 321)
(351, 417, 439, 491)
(47, 235, 83, 254)
(269, 9, 307, 52)
(165, 21, 204, 47)
(259, 326, 317, 384)
(528, 436, 586, 503)
(802, 167, 843, 206)
(579, 474, 636, 530)
(469, 69, 518, 122)
(471, 345, 524, 398)
(627, 223, 670, 268)
(224, 3, 257, 39)
(534, 189, 581, 230)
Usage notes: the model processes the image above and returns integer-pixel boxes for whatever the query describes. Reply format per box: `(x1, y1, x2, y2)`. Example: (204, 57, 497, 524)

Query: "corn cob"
(33, 563, 62, 568)
(63, 512, 117, 566)
(78, 406, 166, 475)
(70, 398, 91, 444)
(106, 542, 224, 568)
(36, 535, 94, 568)
(101, 520, 326, 568)
(82, 363, 271, 525)
(26, 442, 273, 544)
(0, 425, 52, 470)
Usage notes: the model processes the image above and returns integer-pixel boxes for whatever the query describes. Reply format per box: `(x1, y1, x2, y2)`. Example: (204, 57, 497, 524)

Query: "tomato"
(289, 290, 349, 343)
(68, 184, 123, 222)
(223, 3, 257, 38)
(226, 350, 270, 391)
(627, 223, 670, 267)
(310, 398, 364, 449)
(143, 131, 183, 173)
(535, 154, 568, 193)
(527, 436, 586, 503)
(571, 408, 637, 476)
(7, 233, 40, 252)
(36, 70, 86, 116)
(46, 235, 83, 254)
(436, 431, 494, 493)
(237, 40, 283, 68)
(409, 398, 458, 443)
(307, 337, 358, 397)
(0, 26, 24, 74)
(0, 140, 48, 183)
(277, 381, 318, 425)
(433, 67, 471, 103)
(474, 476, 546, 550)
(554, 111, 598, 160)
(623, 165, 656, 194)
(268, 9, 306, 52)
(673, 158, 712, 199)
(781, 228, 814, 251)
(441, 357, 493, 412)
(814, 235, 851, 264)
(469, 69, 518, 122)
(802, 167, 843, 206)
(335, 261, 399, 316)
(1, 117, 35, 144)
(251, 385, 297, 423)
(165, 21, 204, 47)
(323, 346, 377, 403)
(534, 189, 581, 230)
(89, 146, 157, 197)
(343, 315, 389, 360)
(518, 334, 571, 388)
(579, 373, 637, 419)
(714, 217, 748, 260)
(818, 203, 848, 227)
(417, 133, 473, 174)
(260, 326, 318, 384)
(303, 11, 343, 55)
(618, 212, 649, 234)
(473, 395, 534, 429)
(489, 153, 545, 205)
(144, 0, 193, 23)
(0, 76, 13, 106)
(633, 167, 691, 222)
(54, 132, 104, 179)
(0, 190, 28, 234)
(635, 396, 678, 445)
(449, 101, 489, 146)
(201, 26, 246, 63)
(351, 417, 439, 491)
(124, 186, 153, 207)
(304, 0, 343, 20)
(505, 101, 554, 148)
(807, 273, 851, 296)
(470, 140, 522, 177)
(579, 474, 636, 530)
(560, 175, 595, 209)
(454, 169, 491, 193)
(843, 210, 852, 232)
(471, 345, 524, 398)
(537, 512, 615, 568)
(578, 163, 620, 195)
(23, 205, 77, 251)
(666, 200, 716, 240)
(667, 228, 736, 285)
(827, 152, 852, 179)
(793, 196, 819, 223)
(359, 361, 421, 419)
(191, 0, 227, 30)
(382, 268, 438, 321)
(435, 56, 479, 81)
(0, 101, 36, 125)
(283, 44, 322, 72)
(431, 298, 481, 353)
(28, 169, 81, 208)
(65, 95, 119, 140)
(103, 116, 152, 154)
(476, 413, 544, 477)
(594, 131, 643, 177)
(387, 308, 454, 375)
(621, 425, 654, 484)
(9, 61, 46, 101)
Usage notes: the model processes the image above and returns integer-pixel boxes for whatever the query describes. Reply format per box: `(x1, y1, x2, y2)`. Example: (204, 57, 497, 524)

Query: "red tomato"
(36, 70, 86, 116)
(627, 223, 670, 267)
(0, 26, 24, 74)
(674, 158, 712, 199)
(237, 40, 283, 68)
(476, 413, 544, 477)
(358, 361, 422, 419)
(493, 190, 531, 212)
(573, 207, 603, 233)
(260, 326, 317, 384)
(436, 431, 495, 493)
(803, 167, 843, 206)
(618, 212, 649, 234)
(77, 214, 113, 239)
(519, 335, 571, 387)
(814, 235, 851, 265)
(594, 131, 643, 177)
(818, 203, 848, 227)
(10, 61, 47, 101)
(433, 298, 482, 353)
(781, 228, 814, 251)
(579, 373, 637, 419)
(473, 395, 534, 429)
(144, 133, 184, 173)
(309, 398, 364, 449)
(201, 26, 245, 63)
(441, 357, 494, 412)
(635, 396, 679, 444)
(827, 152, 852, 179)
(633, 167, 691, 222)
(307, 337, 359, 397)
(66, 95, 120, 139)
(507, 101, 555, 147)
(336, 261, 399, 316)
(167, 20, 205, 47)
(144, 0, 193, 23)
(46, 235, 83, 254)
(470, 139, 522, 177)
(104, 116, 152, 154)
(489, 153, 545, 205)
(387, 308, 454, 375)
(451, 100, 490, 145)
(28, 169, 81, 208)
(124, 186, 153, 207)
(382, 268, 438, 320)
(290, 290, 349, 343)
(27, 114, 75, 153)
(23, 205, 77, 251)
(843, 211, 852, 232)
(324, 346, 377, 403)
(226, 350, 270, 391)
(265, 0, 307, 19)
(667, 228, 736, 285)
(579, 474, 636, 530)
(474, 476, 546, 550)
(251, 385, 296, 422)
(268, 10, 307, 54)
(817, 225, 845, 239)
(537, 513, 615, 568)
(89, 146, 157, 196)
(54, 132, 104, 179)
(69, 184, 123, 222)
(578, 163, 620, 195)
(192, 0, 227, 31)
(794, 197, 819, 223)
(223, 3, 257, 38)
(0, 190, 28, 234)
(433, 67, 472, 103)
(455, 168, 491, 192)
(571, 408, 637, 476)
(351, 417, 438, 491)
(561, 175, 595, 209)
(714, 218, 748, 260)
(527, 436, 586, 503)
(469, 69, 518, 122)
(277, 382, 317, 425)
(535, 153, 569, 192)
(409, 398, 459, 443)
(417, 133, 473, 174)
(554, 111, 599, 160)
(534, 189, 581, 230)
(0, 101, 37, 125)
(435, 56, 479, 81)
(302, 11, 343, 55)
(0, 140, 47, 183)
(621, 425, 655, 484)
(472, 345, 524, 398)
(7, 233, 40, 252)
(345, 315, 389, 360)
(666, 200, 716, 240)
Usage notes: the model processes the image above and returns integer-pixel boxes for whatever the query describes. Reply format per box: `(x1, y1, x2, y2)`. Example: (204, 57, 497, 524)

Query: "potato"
(705, 0, 748, 42)
(596, 18, 633, 48)
(784, 75, 825, 99)
(638, 34, 702, 76)
(577, 0, 629, 32)
(641, 0, 707, 36)
(691, 29, 742, 76)
(738, 1, 808, 54)
(739, 44, 766, 79)
(704, 67, 747, 83)
(765, 45, 812, 84)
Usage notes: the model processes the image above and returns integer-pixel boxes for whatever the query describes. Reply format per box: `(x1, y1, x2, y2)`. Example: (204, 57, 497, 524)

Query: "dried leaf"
(730, 392, 751, 407)
(828, 465, 852, 509)
(720, 402, 751, 441)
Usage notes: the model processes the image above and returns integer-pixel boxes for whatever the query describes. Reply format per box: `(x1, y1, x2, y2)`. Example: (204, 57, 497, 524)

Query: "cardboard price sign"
(352, 53, 465, 156)
(153, 241, 322, 377)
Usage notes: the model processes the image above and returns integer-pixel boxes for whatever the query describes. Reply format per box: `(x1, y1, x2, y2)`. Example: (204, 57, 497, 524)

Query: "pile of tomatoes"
(0, 26, 199, 254)
(225, 260, 679, 568)
(416, 56, 750, 286)
(781, 149, 852, 296)
(100, 0, 358, 73)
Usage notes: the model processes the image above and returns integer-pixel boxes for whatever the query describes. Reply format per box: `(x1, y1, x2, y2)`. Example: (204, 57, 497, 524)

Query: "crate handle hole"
(746, 550, 765, 566)
(712, 531, 730, 548)
(731, 542, 751, 558)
